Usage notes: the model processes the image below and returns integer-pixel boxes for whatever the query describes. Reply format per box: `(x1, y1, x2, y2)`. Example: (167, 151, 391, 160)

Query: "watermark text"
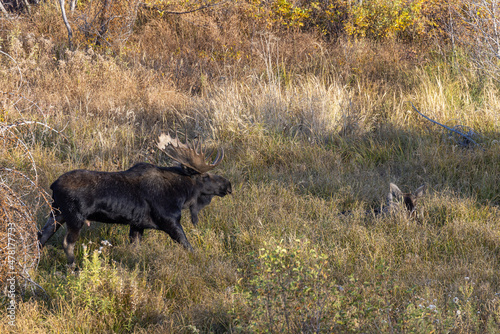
(6, 222, 16, 326)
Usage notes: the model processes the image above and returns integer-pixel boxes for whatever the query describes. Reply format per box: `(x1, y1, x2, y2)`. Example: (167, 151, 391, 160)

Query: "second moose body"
(38, 134, 232, 264)
(341, 183, 426, 217)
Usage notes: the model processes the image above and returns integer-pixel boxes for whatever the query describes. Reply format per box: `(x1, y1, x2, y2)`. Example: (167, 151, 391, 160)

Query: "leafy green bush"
(236, 240, 335, 333)
(44, 241, 159, 332)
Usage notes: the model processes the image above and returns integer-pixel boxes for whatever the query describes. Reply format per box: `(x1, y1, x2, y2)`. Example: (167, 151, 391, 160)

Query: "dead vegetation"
(0, 1, 499, 332)
(0, 136, 50, 295)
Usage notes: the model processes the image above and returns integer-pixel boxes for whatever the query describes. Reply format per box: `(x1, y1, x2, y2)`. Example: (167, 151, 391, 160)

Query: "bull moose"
(38, 133, 232, 264)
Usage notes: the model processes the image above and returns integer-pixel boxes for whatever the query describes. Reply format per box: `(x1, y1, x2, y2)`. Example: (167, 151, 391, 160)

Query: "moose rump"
(38, 134, 232, 265)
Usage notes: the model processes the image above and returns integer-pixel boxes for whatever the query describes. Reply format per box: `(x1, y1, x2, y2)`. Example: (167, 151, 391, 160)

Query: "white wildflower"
(101, 240, 113, 247)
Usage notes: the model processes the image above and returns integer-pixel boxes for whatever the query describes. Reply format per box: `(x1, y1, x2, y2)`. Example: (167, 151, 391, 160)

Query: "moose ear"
(388, 183, 403, 201)
(413, 184, 426, 199)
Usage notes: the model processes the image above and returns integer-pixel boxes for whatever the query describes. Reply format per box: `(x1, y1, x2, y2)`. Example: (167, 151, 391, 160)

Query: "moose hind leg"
(38, 214, 65, 247)
(129, 226, 144, 244)
(63, 227, 81, 265)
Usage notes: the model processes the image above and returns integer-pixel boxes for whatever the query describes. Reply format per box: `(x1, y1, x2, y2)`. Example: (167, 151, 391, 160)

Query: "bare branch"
(1, 120, 69, 141)
(20, 274, 50, 298)
(0, 171, 48, 294)
(22, 0, 31, 15)
(454, 1, 500, 81)
(58, 0, 73, 49)
(0, 1, 9, 16)
(409, 102, 484, 151)
(0, 130, 39, 183)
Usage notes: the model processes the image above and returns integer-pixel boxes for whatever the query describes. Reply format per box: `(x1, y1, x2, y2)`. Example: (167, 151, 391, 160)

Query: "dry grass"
(0, 1, 500, 333)
(0, 121, 55, 296)
(0, 176, 40, 291)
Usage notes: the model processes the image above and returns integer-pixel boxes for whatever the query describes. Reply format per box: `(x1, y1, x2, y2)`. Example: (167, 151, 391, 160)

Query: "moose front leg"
(160, 217, 194, 252)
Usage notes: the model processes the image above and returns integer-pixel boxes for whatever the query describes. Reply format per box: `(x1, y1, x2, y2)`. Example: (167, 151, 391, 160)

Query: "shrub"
(236, 240, 335, 333)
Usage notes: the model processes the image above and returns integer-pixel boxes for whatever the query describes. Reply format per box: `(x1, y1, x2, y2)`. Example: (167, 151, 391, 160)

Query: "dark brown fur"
(38, 163, 232, 264)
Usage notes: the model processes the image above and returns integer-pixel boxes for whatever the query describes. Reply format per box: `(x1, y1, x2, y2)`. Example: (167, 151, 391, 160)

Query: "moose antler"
(157, 132, 224, 174)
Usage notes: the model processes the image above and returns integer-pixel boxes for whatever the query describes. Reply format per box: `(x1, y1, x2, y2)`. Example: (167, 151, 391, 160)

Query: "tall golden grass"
(0, 1, 499, 333)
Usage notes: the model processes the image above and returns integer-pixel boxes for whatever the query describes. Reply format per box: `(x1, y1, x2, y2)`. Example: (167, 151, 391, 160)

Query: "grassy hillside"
(1, 1, 499, 333)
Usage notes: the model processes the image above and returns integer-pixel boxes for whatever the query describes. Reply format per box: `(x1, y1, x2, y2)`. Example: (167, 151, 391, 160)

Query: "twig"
(21, 274, 50, 299)
(1, 90, 46, 115)
(0, 168, 52, 203)
(0, 130, 39, 182)
(0, 177, 45, 298)
(0, 1, 9, 17)
(1, 120, 68, 140)
(409, 102, 484, 151)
